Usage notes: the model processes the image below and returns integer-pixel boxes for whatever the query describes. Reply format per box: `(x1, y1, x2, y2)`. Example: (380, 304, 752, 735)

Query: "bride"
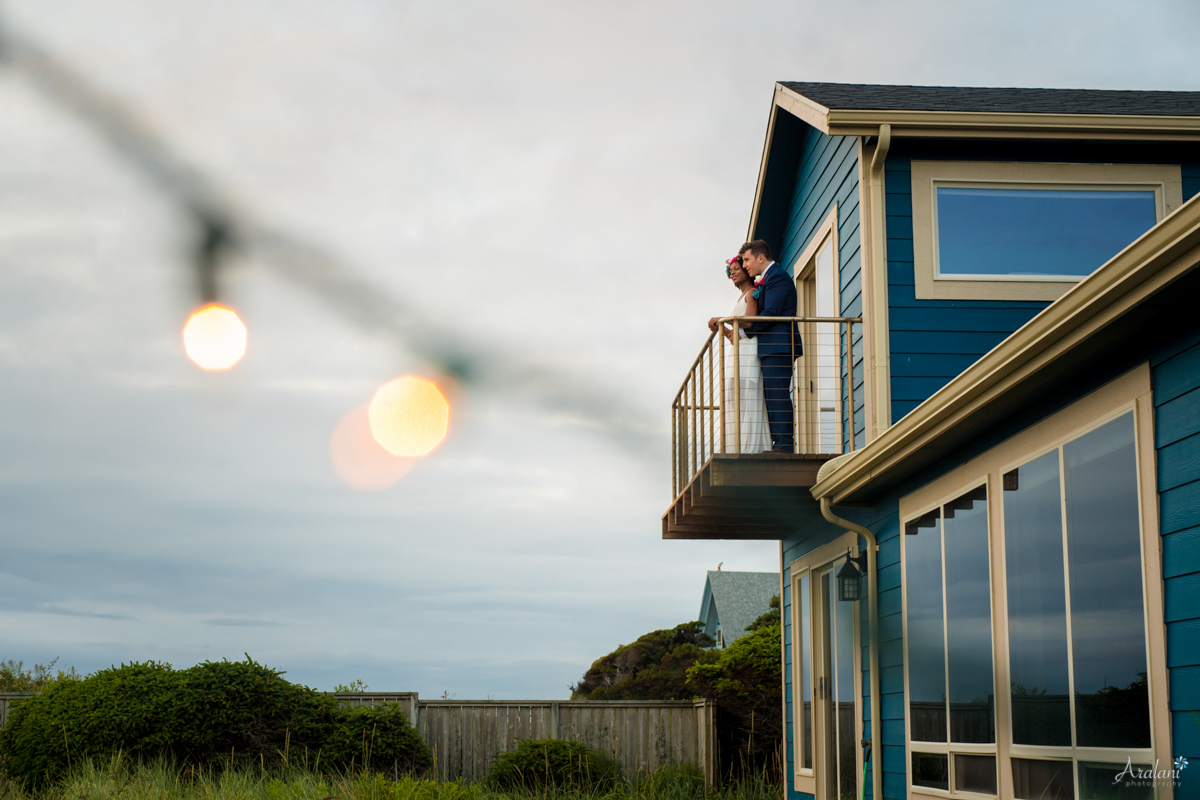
(709, 256, 771, 454)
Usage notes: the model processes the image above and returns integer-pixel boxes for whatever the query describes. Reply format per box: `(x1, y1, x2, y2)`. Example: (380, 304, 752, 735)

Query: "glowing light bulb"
(368, 375, 450, 457)
(183, 304, 247, 371)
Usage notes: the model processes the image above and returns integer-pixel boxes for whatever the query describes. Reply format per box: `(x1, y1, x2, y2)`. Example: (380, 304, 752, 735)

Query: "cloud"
(0, 0, 1189, 697)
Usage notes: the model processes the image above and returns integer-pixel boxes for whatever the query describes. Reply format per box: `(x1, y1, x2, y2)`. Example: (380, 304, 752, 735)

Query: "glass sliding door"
(816, 568, 858, 800)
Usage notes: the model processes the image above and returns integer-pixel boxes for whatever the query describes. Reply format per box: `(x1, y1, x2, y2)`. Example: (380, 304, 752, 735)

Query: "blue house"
(664, 83, 1200, 800)
(699, 570, 779, 648)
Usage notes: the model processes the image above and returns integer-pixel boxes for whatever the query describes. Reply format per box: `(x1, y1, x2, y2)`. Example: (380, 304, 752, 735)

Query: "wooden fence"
(0, 692, 715, 785)
(416, 699, 715, 784)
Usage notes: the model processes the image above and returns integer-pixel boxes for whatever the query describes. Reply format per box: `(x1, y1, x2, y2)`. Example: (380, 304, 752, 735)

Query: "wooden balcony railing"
(671, 316, 862, 497)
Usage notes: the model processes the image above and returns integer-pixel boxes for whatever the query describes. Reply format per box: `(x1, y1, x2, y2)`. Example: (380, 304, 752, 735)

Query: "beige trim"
(860, 132, 892, 439)
(810, 191, 1200, 505)
(747, 100, 781, 242)
(776, 84, 832, 132)
(793, 208, 844, 454)
(788, 532, 862, 797)
(911, 161, 1183, 301)
(823, 108, 1200, 140)
(898, 365, 1171, 798)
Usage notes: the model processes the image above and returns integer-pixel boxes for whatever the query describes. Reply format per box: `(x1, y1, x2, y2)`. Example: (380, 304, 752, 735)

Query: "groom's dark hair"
(738, 239, 773, 261)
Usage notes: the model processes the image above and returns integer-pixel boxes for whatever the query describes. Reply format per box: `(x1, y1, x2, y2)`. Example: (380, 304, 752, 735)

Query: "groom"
(740, 240, 802, 453)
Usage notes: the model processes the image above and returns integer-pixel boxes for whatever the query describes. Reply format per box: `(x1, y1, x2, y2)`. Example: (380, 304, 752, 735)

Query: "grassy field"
(0, 758, 782, 800)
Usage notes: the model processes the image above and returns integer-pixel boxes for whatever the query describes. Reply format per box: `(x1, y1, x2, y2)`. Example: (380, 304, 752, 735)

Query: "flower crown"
(724, 255, 743, 277)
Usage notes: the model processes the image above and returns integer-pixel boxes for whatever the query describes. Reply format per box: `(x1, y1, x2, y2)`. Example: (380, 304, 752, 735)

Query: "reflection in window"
(912, 752, 949, 791)
(944, 487, 994, 744)
(904, 487, 994, 747)
(1003, 413, 1151, 753)
(1012, 758, 1074, 800)
(954, 755, 997, 795)
(1078, 761, 1155, 799)
(799, 573, 812, 770)
(905, 508, 946, 742)
(1064, 415, 1150, 748)
(1003, 452, 1071, 746)
(936, 187, 1157, 279)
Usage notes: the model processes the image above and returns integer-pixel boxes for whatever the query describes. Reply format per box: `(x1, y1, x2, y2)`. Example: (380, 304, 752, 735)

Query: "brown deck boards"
(662, 453, 838, 540)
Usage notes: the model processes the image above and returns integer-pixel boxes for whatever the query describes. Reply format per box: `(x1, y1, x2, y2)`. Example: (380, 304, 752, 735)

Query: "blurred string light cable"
(0, 17, 661, 457)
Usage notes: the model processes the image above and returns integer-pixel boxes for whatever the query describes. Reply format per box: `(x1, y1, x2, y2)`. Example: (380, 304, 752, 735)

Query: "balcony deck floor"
(662, 452, 840, 540)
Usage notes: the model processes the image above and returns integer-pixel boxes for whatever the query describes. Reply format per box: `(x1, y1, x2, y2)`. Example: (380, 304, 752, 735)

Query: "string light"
(368, 376, 450, 457)
(182, 303, 247, 371)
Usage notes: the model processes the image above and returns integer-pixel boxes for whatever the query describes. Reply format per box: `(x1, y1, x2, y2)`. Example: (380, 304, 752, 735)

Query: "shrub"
(570, 622, 717, 700)
(487, 738, 620, 792)
(322, 703, 431, 776)
(0, 658, 84, 692)
(0, 657, 431, 790)
(686, 619, 781, 776)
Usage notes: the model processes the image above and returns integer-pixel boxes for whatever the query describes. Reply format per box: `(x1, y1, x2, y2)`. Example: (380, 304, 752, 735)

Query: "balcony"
(664, 315, 862, 540)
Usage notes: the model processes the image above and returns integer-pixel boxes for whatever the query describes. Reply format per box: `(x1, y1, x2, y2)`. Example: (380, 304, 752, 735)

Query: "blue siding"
(781, 504, 902, 800)
(1152, 329, 1200, 775)
(883, 146, 1200, 424)
(883, 155, 1045, 422)
(777, 128, 865, 450)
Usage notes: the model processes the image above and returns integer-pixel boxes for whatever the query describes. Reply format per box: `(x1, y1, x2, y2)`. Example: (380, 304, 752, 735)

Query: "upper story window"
(911, 161, 1182, 301)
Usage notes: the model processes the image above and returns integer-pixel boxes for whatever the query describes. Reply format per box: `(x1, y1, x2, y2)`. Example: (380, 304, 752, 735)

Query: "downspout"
(817, 459, 880, 800)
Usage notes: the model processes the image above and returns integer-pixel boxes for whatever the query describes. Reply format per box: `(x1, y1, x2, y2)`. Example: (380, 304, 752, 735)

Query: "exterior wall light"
(837, 549, 868, 602)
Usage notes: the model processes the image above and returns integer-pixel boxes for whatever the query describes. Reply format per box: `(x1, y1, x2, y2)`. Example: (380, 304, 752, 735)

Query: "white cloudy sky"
(1, 0, 1196, 698)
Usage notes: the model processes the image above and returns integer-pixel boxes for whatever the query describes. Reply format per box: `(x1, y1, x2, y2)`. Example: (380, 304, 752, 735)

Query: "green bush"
(0, 658, 431, 790)
(486, 738, 620, 792)
(570, 622, 717, 700)
(322, 704, 431, 775)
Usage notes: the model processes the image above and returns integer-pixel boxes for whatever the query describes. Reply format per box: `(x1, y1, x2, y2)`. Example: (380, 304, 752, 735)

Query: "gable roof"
(701, 571, 777, 642)
(770, 81, 1200, 139)
(779, 82, 1200, 117)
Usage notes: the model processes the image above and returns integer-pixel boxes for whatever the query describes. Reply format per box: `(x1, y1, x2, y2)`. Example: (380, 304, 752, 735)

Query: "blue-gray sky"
(1, 0, 1196, 698)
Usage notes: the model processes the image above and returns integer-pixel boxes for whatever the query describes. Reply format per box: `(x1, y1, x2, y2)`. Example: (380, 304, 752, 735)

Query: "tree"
(686, 598, 782, 775)
(570, 622, 717, 700)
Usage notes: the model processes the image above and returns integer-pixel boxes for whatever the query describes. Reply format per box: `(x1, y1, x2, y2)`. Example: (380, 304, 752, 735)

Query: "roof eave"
(811, 194, 1200, 505)
(824, 108, 1200, 140)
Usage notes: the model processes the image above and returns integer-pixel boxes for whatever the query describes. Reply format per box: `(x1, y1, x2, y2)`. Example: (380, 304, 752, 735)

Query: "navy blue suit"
(746, 264, 802, 451)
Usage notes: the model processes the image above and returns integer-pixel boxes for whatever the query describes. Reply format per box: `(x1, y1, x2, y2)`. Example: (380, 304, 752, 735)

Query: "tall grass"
(0, 757, 780, 800)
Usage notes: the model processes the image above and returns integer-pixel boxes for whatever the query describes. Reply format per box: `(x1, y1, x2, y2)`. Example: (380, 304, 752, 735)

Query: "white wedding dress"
(724, 293, 771, 454)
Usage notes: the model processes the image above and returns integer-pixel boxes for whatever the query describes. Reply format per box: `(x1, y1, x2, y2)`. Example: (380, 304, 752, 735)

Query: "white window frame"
(911, 161, 1183, 301)
(898, 364, 1172, 799)
(789, 530, 863, 798)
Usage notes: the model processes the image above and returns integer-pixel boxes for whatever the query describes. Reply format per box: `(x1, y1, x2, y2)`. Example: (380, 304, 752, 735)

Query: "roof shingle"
(780, 82, 1200, 117)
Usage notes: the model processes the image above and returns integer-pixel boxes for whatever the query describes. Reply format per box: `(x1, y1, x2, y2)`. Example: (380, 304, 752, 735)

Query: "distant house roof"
(700, 571, 777, 646)
(778, 82, 1200, 117)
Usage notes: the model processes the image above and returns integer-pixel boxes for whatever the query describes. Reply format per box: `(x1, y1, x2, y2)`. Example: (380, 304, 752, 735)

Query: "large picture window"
(910, 161, 1182, 301)
(899, 366, 1168, 799)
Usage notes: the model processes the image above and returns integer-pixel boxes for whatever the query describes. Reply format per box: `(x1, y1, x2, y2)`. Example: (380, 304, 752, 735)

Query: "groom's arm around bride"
(738, 240, 801, 452)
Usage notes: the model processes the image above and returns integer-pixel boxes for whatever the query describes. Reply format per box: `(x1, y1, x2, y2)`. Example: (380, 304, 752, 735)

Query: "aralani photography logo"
(1112, 756, 1188, 788)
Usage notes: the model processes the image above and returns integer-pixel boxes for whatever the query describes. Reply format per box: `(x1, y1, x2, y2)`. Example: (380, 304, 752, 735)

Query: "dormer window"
(911, 161, 1183, 301)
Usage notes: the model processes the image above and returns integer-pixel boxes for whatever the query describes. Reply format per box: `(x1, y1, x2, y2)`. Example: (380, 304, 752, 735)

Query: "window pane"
(1004, 451, 1071, 746)
(1012, 758, 1074, 800)
(936, 187, 1157, 278)
(829, 572, 858, 798)
(954, 754, 997, 795)
(1078, 761, 1155, 799)
(799, 573, 812, 770)
(905, 509, 946, 742)
(944, 486, 995, 743)
(1064, 414, 1151, 749)
(912, 752, 949, 791)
